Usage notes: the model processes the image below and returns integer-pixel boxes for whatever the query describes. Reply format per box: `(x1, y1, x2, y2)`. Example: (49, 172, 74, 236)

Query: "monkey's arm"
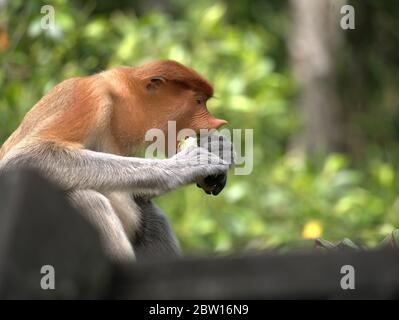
(0, 140, 229, 195)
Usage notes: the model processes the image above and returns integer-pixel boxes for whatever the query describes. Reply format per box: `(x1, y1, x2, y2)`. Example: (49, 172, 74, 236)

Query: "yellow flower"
(302, 220, 323, 239)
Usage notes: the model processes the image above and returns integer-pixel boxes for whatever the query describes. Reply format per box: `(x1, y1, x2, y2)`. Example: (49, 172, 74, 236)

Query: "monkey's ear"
(146, 76, 166, 91)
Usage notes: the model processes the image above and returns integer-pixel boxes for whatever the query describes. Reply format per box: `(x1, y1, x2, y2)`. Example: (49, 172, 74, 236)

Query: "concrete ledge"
(1, 170, 398, 299)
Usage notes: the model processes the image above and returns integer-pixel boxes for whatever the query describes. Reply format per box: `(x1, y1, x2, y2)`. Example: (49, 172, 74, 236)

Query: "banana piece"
(178, 136, 198, 151)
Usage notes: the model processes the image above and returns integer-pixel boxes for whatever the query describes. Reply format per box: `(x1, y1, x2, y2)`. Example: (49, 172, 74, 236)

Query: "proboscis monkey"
(0, 60, 234, 262)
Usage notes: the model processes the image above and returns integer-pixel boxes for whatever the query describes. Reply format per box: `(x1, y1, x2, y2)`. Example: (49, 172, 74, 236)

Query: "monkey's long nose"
(208, 117, 228, 129)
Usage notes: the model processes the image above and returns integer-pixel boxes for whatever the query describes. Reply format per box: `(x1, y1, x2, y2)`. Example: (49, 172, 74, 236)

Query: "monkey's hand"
(170, 145, 230, 194)
(196, 131, 236, 196)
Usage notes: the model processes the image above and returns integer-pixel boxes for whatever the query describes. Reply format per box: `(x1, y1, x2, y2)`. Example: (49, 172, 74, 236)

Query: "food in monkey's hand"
(178, 135, 230, 196)
(177, 136, 198, 150)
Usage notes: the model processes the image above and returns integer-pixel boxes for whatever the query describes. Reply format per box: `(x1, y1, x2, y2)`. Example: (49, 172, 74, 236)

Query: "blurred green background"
(1, 0, 399, 256)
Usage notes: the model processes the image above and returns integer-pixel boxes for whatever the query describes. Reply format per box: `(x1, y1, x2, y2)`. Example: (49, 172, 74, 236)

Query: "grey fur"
(0, 140, 229, 195)
(67, 189, 136, 263)
(0, 133, 232, 262)
(133, 197, 181, 261)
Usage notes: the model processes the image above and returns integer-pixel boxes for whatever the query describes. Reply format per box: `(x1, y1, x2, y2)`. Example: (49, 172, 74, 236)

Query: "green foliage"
(1, 0, 398, 256)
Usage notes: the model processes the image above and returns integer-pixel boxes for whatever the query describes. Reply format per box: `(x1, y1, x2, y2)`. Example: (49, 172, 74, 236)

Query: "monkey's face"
(146, 78, 227, 134)
(175, 89, 227, 133)
(145, 79, 227, 155)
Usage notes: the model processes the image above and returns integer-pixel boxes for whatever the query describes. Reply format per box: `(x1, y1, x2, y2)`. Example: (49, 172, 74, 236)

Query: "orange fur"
(134, 60, 214, 98)
(0, 60, 226, 158)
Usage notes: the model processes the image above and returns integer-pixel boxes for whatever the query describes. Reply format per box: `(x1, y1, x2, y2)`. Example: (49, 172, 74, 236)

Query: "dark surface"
(1, 169, 399, 299)
(116, 249, 399, 299)
(0, 169, 113, 299)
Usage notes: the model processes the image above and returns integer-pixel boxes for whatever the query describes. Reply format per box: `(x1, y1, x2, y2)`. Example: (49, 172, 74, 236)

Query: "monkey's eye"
(195, 98, 203, 105)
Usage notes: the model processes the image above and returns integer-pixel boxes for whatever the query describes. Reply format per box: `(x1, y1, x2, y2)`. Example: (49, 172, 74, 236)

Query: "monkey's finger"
(197, 174, 227, 195)
(215, 174, 227, 186)
(211, 176, 227, 196)
(204, 174, 225, 187)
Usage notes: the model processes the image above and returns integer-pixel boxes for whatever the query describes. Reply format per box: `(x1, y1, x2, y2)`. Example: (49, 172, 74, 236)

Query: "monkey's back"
(0, 75, 111, 160)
